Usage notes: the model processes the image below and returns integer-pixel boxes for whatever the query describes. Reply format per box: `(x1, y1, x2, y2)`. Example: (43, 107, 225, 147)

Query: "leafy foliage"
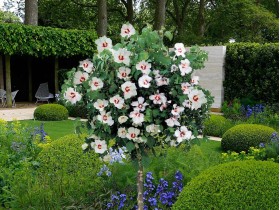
(224, 43, 279, 105)
(0, 23, 97, 56)
(172, 160, 279, 210)
(34, 104, 69, 121)
(221, 124, 276, 152)
(203, 115, 233, 137)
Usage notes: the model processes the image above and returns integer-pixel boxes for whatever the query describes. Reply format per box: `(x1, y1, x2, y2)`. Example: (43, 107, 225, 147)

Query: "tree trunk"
(24, 0, 38, 25)
(97, 0, 107, 36)
(154, 0, 167, 30)
(54, 57, 59, 94)
(126, 0, 134, 23)
(196, 0, 205, 37)
(0, 56, 4, 89)
(136, 144, 144, 210)
(5, 55, 12, 108)
(28, 58, 32, 102)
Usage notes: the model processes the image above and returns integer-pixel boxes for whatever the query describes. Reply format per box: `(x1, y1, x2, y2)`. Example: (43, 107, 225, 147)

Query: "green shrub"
(172, 160, 279, 210)
(9, 134, 103, 209)
(203, 115, 233, 137)
(221, 124, 276, 152)
(34, 104, 69, 121)
(224, 43, 279, 105)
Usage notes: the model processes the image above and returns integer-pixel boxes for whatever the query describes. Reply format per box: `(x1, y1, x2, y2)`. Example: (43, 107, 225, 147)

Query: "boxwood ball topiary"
(203, 114, 233, 137)
(172, 160, 279, 210)
(221, 124, 276, 152)
(34, 104, 69, 121)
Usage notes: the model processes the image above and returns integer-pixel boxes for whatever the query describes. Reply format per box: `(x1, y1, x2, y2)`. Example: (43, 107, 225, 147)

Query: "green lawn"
(18, 119, 87, 140)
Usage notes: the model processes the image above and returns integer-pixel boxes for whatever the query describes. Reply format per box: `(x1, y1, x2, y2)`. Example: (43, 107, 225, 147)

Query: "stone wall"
(190, 46, 226, 110)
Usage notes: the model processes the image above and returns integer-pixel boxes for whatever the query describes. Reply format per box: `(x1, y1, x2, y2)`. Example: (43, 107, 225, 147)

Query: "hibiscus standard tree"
(62, 24, 213, 210)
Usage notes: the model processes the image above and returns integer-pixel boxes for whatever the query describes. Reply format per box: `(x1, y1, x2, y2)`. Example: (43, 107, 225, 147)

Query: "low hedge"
(221, 124, 276, 152)
(172, 160, 279, 210)
(203, 115, 233, 137)
(34, 104, 69, 121)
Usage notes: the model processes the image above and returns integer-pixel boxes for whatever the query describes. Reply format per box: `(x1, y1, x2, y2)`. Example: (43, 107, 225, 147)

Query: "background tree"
(25, 0, 38, 25)
(153, 0, 167, 30)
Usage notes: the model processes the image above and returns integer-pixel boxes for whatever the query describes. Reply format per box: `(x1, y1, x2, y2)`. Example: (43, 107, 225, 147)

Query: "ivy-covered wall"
(224, 43, 279, 104)
(0, 23, 97, 57)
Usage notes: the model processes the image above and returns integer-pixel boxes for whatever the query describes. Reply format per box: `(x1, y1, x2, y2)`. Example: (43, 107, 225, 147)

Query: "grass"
(18, 119, 87, 140)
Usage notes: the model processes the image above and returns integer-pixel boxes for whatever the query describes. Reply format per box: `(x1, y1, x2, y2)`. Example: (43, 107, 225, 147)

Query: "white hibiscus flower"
(97, 111, 114, 126)
(131, 97, 148, 112)
(149, 91, 167, 105)
(109, 95, 125, 109)
(73, 71, 89, 85)
(94, 140, 107, 154)
(182, 99, 192, 108)
(179, 59, 192, 76)
(93, 99, 108, 111)
(136, 60, 151, 75)
(146, 124, 161, 134)
(126, 127, 140, 140)
(120, 23, 136, 38)
(165, 116, 180, 127)
(95, 36, 113, 53)
(89, 77, 104, 91)
(155, 76, 169, 86)
(117, 67, 131, 80)
(118, 127, 127, 138)
(129, 110, 145, 125)
(171, 104, 185, 116)
(188, 89, 207, 110)
(118, 116, 128, 124)
(174, 126, 192, 143)
(82, 143, 88, 150)
(138, 74, 152, 88)
(191, 76, 199, 85)
(171, 64, 179, 72)
(79, 59, 94, 73)
(174, 43, 186, 57)
(121, 81, 137, 99)
(181, 82, 192, 94)
(112, 48, 131, 66)
(64, 87, 82, 104)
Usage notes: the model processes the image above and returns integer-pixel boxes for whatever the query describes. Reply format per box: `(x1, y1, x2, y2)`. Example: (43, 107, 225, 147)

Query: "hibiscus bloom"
(179, 59, 192, 76)
(129, 110, 145, 125)
(174, 126, 192, 143)
(171, 64, 179, 72)
(181, 82, 192, 94)
(97, 111, 114, 126)
(171, 104, 185, 116)
(138, 74, 152, 88)
(155, 76, 169, 86)
(118, 116, 128, 124)
(89, 77, 104, 91)
(117, 67, 131, 80)
(120, 23, 136, 38)
(136, 60, 151, 75)
(146, 124, 161, 134)
(191, 76, 199, 85)
(118, 127, 127, 138)
(94, 140, 107, 154)
(188, 89, 207, 110)
(165, 116, 180, 127)
(126, 127, 140, 140)
(121, 81, 137, 99)
(73, 71, 89, 85)
(112, 48, 131, 66)
(64, 87, 82, 104)
(93, 99, 108, 111)
(79, 59, 94, 73)
(174, 43, 186, 57)
(109, 95, 125, 109)
(149, 92, 167, 105)
(131, 97, 148, 112)
(182, 99, 192, 108)
(95, 36, 113, 53)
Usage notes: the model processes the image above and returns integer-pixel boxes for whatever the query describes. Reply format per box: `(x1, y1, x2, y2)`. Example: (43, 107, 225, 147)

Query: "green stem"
(135, 143, 144, 210)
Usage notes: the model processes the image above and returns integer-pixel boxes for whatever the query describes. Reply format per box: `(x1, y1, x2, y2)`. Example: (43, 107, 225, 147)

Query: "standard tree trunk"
(126, 0, 134, 23)
(5, 55, 12, 108)
(97, 0, 107, 36)
(196, 0, 205, 37)
(136, 144, 144, 210)
(54, 57, 59, 94)
(0, 56, 4, 89)
(24, 0, 38, 25)
(28, 58, 32, 102)
(154, 0, 167, 30)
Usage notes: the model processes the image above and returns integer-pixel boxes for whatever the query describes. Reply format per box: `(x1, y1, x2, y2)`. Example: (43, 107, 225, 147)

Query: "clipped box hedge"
(224, 43, 279, 104)
(203, 115, 233, 137)
(34, 104, 69, 121)
(172, 160, 279, 210)
(0, 23, 97, 57)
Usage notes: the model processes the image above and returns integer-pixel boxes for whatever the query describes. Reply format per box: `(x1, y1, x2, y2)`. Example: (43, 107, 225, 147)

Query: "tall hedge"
(224, 43, 279, 104)
(0, 23, 97, 57)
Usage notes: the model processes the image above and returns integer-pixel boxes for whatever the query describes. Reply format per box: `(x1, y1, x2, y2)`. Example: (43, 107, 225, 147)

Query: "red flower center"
(103, 115, 108, 121)
(141, 65, 146, 70)
(80, 76, 85, 82)
(94, 81, 99, 87)
(155, 95, 161, 101)
(131, 133, 136, 138)
(83, 63, 89, 68)
(102, 42, 108, 47)
(193, 95, 199, 102)
(125, 86, 130, 93)
(138, 104, 143, 108)
(97, 144, 102, 149)
(114, 99, 119, 104)
(125, 28, 130, 34)
(180, 131, 185, 137)
(118, 55, 124, 61)
(121, 72, 127, 77)
(70, 92, 76, 98)
(178, 48, 182, 53)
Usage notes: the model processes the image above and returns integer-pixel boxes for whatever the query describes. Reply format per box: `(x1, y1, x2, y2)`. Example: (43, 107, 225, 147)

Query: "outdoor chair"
(0, 89, 6, 107)
(3, 90, 19, 107)
(35, 83, 54, 104)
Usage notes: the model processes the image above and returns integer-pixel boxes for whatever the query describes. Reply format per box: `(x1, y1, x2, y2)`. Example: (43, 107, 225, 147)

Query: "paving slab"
(0, 107, 36, 121)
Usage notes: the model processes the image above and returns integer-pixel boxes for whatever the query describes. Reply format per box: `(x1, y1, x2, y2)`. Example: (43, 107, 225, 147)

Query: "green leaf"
(142, 155, 151, 167)
(164, 31, 173, 41)
(138, 51, 149, 61)
(146, 136, 155, 148)
(126, 141, 135, 152)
